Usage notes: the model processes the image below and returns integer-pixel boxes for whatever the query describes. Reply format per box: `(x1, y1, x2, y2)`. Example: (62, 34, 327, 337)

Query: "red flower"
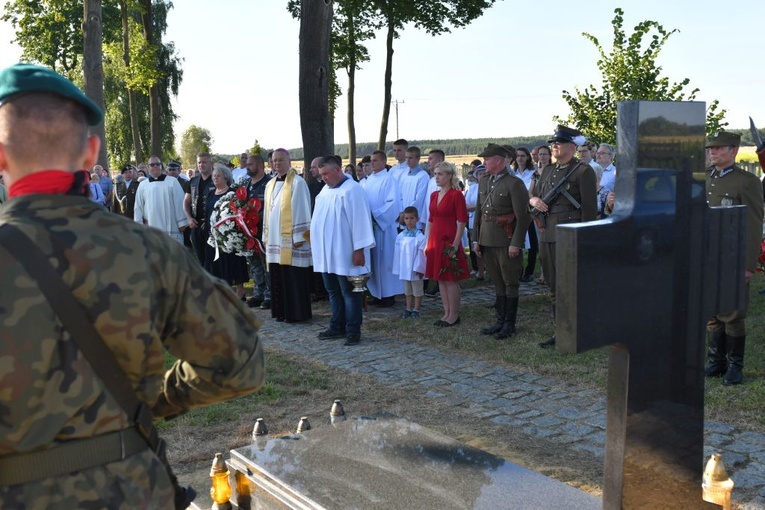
(249, 197, 262, 212)
(235, 186, 248, 201)
(246, 237, 257, 250)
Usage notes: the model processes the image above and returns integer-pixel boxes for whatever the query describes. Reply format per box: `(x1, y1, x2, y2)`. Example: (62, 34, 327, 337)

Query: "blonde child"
(393, 206, 427, 318)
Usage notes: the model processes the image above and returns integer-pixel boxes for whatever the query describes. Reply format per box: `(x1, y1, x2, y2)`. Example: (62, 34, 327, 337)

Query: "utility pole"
(392, 99, 405, 139)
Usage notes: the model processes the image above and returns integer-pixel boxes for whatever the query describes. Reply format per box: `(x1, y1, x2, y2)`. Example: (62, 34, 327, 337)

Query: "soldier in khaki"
(530, 125, 597, 348)
(704, 131, 764, 386)
(473, 144, 531, 339)
(0, 64, 265, 507)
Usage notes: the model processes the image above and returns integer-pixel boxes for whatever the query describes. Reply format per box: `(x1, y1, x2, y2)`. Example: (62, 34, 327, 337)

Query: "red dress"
(425, 188, 470, 281)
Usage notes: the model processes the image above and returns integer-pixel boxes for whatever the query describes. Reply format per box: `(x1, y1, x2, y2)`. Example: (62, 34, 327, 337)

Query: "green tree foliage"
(558, 8, 726, 145)
(180, 125, 212, 168)
(3, 0, 182, 167)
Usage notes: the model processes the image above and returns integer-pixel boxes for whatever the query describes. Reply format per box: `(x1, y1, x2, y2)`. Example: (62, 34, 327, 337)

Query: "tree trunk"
(346, 12, 357, 167)
(377, 19, 395, 151)
(82, 0, 108, 167)
(140, 0, 161, 158)
(299, 0, 334, 181)
(121, 0, 143, 163)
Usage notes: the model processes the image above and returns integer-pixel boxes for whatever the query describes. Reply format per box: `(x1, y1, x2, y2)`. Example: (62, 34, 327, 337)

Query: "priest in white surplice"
(134, 155, 188, 243)
(311, 156, 375, 346)
(363, 150, 403, 306)
(263, 148, 313, 323)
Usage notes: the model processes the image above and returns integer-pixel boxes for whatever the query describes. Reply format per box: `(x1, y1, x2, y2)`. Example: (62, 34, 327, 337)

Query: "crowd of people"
(72, 129, 625, 350)
(2, 62, 763, 509)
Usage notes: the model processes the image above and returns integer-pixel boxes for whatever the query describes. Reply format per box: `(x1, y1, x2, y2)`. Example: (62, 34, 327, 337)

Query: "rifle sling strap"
(0, 224, 160, 484)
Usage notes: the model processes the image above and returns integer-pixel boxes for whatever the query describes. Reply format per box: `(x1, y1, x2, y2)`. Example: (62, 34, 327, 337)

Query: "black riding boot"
(704, 327, 727, 377)
(495, 296, 518, 339)
(723, 335, 745, 386)
(482, 295, 506, 335)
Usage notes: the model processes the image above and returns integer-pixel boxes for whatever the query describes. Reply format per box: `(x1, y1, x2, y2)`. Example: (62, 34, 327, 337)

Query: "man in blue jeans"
(310, 155, 375, 346)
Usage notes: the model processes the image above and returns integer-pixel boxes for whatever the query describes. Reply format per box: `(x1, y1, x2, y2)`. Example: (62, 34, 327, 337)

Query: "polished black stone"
(556, 101, 746, 509)
(227, 418, 601, 509)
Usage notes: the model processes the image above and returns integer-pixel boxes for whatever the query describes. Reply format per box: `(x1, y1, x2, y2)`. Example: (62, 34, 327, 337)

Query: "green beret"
(477, 143, 509, 158)
(705, 131, 741, 148)
(0, 63, 103, 126)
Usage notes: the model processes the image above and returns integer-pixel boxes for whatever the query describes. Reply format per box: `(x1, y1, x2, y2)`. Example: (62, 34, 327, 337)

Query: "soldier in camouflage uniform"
(704, 131, 764, 386)
(0, 63, 265, 507)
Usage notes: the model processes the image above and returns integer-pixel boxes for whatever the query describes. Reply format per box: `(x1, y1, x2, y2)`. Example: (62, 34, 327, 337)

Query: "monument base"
(221, 417, 600, 509)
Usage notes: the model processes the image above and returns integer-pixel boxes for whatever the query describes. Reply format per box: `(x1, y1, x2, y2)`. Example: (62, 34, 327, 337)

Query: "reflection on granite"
(228, 418, 601, 509)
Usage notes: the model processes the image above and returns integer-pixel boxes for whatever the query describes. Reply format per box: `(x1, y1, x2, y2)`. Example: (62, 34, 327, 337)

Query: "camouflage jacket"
(0, 194, 265, 508)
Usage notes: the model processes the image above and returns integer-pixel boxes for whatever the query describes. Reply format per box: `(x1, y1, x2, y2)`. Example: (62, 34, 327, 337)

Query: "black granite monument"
(556, 101, 746, 509)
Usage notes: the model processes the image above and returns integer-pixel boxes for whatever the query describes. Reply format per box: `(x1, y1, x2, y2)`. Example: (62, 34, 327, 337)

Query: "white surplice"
(263, 175, 312, 268)
(362, 170, 404, 298)
(399, 167, 431, 230)
(133, 175, 188, 243)
(311, 177, 375, 276)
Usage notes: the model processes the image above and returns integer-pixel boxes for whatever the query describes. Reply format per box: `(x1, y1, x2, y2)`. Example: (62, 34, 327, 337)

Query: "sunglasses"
(149, 162, 162, 167)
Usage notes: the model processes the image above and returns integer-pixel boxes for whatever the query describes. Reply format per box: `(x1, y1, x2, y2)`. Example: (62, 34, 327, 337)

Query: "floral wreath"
(207, 184, 263, 260)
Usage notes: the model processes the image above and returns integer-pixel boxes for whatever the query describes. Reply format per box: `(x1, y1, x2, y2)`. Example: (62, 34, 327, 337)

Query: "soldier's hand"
(529, 197, 548, 213)
(508, 246, 520, 259)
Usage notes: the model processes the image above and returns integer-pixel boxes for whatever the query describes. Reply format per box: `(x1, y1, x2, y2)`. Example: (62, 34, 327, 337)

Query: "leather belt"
(483, 214, 510, 222)
(549, 204, 575, 214)
(0, 427, 148, 487)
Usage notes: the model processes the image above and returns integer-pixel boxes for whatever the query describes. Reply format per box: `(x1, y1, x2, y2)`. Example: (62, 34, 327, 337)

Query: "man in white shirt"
(232, 152, 249, 184)
(311, 155, 375, 346)
(363, 150, 403, 307)
(596, 143, 616, 191)
(134, 155, 188, 243)
(388, 138, 409, 184)
(399, 146, 430, 231)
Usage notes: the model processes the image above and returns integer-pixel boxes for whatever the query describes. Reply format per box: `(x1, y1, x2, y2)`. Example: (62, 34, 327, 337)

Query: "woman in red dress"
(425, 161, 469, 327)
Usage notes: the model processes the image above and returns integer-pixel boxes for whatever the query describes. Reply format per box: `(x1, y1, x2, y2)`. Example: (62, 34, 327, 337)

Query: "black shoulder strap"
(0, 223, 195, 507)
(0, 224, 155, 441)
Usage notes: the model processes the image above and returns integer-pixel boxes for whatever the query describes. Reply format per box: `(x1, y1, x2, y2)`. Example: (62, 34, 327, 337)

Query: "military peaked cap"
(705, 131, 741, 148)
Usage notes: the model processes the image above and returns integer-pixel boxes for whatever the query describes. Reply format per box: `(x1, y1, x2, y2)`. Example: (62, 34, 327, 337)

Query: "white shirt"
(600, 164, 616, 191)
(399, 167, 431, 230)
(133, 175, 188, 242)
(363, 171, 404, 298)
(311, 177, 375, 276)
(263, 174, 313, 267)
(232, 167, 248, 184)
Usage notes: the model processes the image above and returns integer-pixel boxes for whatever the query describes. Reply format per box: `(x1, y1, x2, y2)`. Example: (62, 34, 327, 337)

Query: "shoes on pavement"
(259, 299, 271, 309)
(318, 329, 347, 340)
(344, 333, 361, 346)
(246, 297, 263, 308)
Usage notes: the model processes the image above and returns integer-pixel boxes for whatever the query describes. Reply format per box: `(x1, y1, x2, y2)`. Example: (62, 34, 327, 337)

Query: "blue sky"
(1, 1, 763, 154)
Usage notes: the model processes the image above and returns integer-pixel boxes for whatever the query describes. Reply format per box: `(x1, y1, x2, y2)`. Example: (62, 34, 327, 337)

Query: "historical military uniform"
(533, 159, 597, 299)
(532, 126, 597, 348)
(704, 131, 764, 385)
(473, 144, 531, 338)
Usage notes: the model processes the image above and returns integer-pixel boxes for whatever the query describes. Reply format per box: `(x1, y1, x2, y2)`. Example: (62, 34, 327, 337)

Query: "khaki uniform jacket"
(532, 159, 597, 243)
(0, 195, 265, 508)
(473, 171, 531, 249)
(706, 164, 764, 272)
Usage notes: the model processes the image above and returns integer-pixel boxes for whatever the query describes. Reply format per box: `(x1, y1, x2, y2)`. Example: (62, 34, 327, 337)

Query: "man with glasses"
(595, 143, 616, 191)
(134, 156, 188, 243)
(530, 125, 597, 348)
(576, 143, 602, 174)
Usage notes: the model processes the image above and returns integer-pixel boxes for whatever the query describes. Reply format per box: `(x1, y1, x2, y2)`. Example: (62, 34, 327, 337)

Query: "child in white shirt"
(393, 206, 427, 318)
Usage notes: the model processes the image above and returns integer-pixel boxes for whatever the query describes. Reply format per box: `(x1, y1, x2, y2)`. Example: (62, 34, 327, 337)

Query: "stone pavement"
(253, 283, 765, 508)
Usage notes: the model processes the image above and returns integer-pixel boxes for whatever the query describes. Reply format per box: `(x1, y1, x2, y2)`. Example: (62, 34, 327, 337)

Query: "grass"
(365, 275, 765, 431)
(157, 353, 331, 430)
(173, 268, 765, 433)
